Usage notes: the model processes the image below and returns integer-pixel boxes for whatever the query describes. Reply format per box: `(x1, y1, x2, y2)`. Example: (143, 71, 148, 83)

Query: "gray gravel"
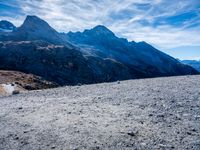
(0, 75, 200, 150)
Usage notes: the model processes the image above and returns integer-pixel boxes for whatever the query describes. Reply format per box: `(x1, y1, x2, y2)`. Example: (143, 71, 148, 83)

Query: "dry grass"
(0, 85, 6, 95)
(0, 70, 58, 91)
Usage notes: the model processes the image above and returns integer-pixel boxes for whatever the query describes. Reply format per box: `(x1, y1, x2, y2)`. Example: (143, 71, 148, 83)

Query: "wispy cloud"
(0, 0, 200, 49)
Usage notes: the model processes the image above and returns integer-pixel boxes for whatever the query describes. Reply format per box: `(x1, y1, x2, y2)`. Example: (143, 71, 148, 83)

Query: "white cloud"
(1, 0, 200, 49)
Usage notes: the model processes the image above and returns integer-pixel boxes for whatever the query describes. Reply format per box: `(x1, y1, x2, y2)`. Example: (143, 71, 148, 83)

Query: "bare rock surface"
(0, 75, 200, 150)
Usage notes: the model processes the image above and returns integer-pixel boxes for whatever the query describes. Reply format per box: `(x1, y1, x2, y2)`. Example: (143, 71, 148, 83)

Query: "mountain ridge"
(0, 16, 74, 48)
(65, 25, 198, 77)
(0, 16, 198, 86)
(0, 20, 16, 32)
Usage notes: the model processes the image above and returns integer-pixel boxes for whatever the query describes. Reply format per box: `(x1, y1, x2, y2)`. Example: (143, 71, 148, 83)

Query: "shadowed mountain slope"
(65, 25, 199, 78)
(0, 41, 132, 85)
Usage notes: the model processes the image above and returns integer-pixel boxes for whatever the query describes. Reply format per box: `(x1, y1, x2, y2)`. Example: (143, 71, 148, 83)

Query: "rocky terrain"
(0, 70, 57, 95)
(0, 75, 200, 150)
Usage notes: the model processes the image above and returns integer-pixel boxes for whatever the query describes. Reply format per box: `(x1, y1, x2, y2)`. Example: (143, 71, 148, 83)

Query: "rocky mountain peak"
(0, 20, 16, 32)
(21, 15, 51, 29)
(84, 25, 115, 36)
(13, 15, 73, 47)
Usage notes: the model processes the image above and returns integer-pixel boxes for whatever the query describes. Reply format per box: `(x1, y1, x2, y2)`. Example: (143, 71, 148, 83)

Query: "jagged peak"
(92, 25, 110, 31)
(83, 25, 115, 36)
(25, 15, 43, 22)
(92, 25, 114, 34)
(22, 15, 50, 28)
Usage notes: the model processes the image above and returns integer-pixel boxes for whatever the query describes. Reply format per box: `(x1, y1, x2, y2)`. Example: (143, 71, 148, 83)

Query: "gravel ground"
(0, 75, 200, 150)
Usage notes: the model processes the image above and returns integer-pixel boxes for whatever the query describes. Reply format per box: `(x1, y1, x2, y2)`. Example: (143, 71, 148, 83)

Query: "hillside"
(0, 75, 200, 149)
(0, 70, 58, 95)
(0, 41, 132, 85)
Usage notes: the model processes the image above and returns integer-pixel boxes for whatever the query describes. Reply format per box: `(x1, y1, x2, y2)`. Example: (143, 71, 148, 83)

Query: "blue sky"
(0, 0, 200, 60)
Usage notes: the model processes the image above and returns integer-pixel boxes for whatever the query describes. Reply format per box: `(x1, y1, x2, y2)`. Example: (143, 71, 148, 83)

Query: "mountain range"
(181, 60, 200, 72)
(0, 15, 198, 85)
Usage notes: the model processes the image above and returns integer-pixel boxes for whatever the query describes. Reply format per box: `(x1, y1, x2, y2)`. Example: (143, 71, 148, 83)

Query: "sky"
(0, 0, 200, 60)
